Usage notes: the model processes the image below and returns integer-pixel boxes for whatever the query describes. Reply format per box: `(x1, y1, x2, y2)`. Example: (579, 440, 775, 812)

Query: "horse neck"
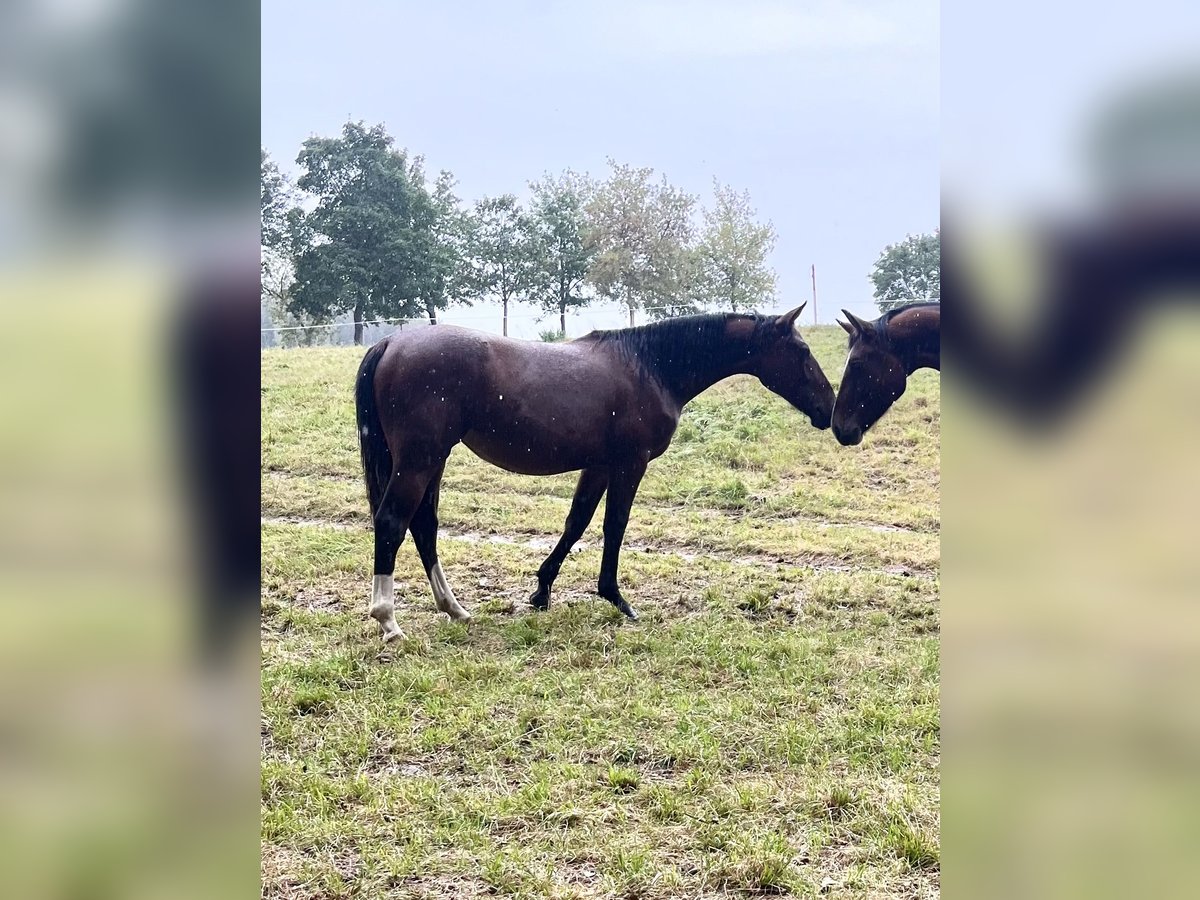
(672, 354, 758, 406)
(886, 309, 941, 374)
(650, 321, 762, 407)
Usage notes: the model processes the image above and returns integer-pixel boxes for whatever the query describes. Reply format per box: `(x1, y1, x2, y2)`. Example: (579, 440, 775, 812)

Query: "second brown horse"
(355, 305, 833, 642)
(832, 302, 940, 446)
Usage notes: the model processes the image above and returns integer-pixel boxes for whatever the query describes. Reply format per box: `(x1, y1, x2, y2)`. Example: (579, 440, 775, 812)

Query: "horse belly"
(462, 424, 599, 476)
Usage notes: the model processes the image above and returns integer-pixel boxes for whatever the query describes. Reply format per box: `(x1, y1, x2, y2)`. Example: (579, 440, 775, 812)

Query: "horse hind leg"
(369, 508, 405, 643)
(369, 469, 437, 642)
(409, 467, 470, 622)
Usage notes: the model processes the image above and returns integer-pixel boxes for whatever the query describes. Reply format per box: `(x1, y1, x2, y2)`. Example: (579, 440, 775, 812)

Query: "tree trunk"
(425, 299, 437, 325)
(353, 302, 364, 345)
(628, 304, 635, 327)
(559, 303, 566, 337)
(503, 296, 508, 337)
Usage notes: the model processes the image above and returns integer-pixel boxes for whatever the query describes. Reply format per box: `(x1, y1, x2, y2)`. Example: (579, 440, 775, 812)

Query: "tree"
(644, 248, 705, 320)
(870, 230, 940, 313)
(261, 149, 293, 261)
(409, 167, 471, 325)
(527, 171, 595, 336)
(260, 149, 293, 311)
(261, 150, 325, 346)
(288, 122, 436, 344)
(466, 194, 537, 336)
(586, 160, 697, 325)
(642, 188, 701, 322)
(693, 180, 778, 313)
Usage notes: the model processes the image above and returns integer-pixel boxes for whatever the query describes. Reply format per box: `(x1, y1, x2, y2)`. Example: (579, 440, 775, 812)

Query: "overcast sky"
(263, 0, 938, 337)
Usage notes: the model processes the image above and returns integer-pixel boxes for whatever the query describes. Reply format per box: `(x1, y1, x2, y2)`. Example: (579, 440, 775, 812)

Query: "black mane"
(579, 312, 776, 390)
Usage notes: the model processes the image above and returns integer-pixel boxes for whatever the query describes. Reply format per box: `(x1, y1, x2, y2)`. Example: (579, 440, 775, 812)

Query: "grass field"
(261, 324, 940, 899)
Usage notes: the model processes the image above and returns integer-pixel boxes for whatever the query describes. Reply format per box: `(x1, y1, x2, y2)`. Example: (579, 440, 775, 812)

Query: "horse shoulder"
(625, 381, 680, 460)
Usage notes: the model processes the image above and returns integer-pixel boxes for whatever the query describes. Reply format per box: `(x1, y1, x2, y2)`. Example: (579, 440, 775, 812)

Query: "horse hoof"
(379, 623, 404, 643)
(441, 600, 472, 622)
(616, 600, 639, 621)
(529, 587, 550, 611)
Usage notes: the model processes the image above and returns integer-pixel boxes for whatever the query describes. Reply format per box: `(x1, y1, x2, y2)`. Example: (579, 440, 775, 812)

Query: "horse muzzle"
(832, 423, 863, 446)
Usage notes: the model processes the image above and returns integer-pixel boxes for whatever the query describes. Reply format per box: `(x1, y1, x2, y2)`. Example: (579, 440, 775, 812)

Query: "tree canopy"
(693, 180, 778, 314)
(262, 123, 786, 343)
(466, 194, 538, 335)
(527, 170, 595, 336)
(586, 160, 696, 325)
(286, 122, 464, 343)
(869, 230, 940, 313)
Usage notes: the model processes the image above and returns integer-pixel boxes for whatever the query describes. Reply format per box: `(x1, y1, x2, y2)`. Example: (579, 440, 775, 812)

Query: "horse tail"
(355, 339, 392, 518)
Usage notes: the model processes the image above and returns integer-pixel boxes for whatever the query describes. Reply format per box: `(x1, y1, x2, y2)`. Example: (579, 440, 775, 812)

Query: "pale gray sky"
(262, 0, 938, 337)
(942, 0, 1200, 219)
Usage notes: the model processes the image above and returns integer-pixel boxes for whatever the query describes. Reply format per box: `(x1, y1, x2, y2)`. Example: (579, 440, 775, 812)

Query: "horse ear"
(841, 309, 874, 337)
(778, 303, 807, 333)
(837, 318, 853, 334)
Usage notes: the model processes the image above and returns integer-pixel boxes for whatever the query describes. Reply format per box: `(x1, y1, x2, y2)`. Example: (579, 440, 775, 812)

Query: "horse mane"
(579, 312, 775, 387)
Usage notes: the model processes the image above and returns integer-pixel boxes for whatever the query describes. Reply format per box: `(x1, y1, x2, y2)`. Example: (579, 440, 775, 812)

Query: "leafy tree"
(643, 248, 705, 320)
(288, 122, 437, 344)
(260, 149, 293, 311)
(642, 194, 702, 322)
(261, 150, 325, 346)
(870, 230, 940, 313)
(410, 167, 471, 325)
(527, 170, 595, 336)
(694, 180, 778, 313)
(586, 160, 697, 325)
(466, 194, 537, 335)
(261, 149, 293, 260)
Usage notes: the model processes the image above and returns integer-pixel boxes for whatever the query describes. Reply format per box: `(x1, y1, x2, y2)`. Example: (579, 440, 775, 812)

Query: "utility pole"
(811, 264, 818, 325)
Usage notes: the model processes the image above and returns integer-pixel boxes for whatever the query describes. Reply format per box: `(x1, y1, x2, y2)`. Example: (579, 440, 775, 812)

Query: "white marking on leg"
(429, 562, 471, 621)
(369, 574, 403, 643)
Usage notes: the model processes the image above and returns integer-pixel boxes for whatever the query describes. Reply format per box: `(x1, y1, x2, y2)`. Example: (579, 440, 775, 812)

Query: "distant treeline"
(262, 121, 779, 345)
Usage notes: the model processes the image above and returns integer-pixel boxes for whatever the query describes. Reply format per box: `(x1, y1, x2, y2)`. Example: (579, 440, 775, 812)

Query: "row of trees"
(261, 121, 778, 343)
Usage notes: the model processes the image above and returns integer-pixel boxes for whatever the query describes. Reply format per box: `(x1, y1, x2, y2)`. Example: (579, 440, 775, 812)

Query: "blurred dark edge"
(18, 0, 265, 665)
(0, 0, 262, 897)
(174, 267, 262, 667)
(942, 12, 1200, 900)
(944, 204, 1200, 426)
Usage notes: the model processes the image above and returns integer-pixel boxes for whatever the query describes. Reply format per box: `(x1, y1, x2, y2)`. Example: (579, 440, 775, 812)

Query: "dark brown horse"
(355, 305, 833, 641)
(832, 302, 940, 446)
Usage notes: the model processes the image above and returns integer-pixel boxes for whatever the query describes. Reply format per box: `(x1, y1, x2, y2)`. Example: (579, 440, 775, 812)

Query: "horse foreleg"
(410, 465, 470, 622)
(370, 470, 436, 643)
(530, 467, 609, 611)
(597, 461, 647, 621)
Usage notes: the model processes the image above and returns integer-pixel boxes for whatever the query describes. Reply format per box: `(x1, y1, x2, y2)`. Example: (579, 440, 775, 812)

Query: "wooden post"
(811, 264, 818, 325)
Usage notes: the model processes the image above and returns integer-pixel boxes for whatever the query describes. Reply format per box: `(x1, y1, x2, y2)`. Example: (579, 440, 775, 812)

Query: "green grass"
(262, 325, 940, 899)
